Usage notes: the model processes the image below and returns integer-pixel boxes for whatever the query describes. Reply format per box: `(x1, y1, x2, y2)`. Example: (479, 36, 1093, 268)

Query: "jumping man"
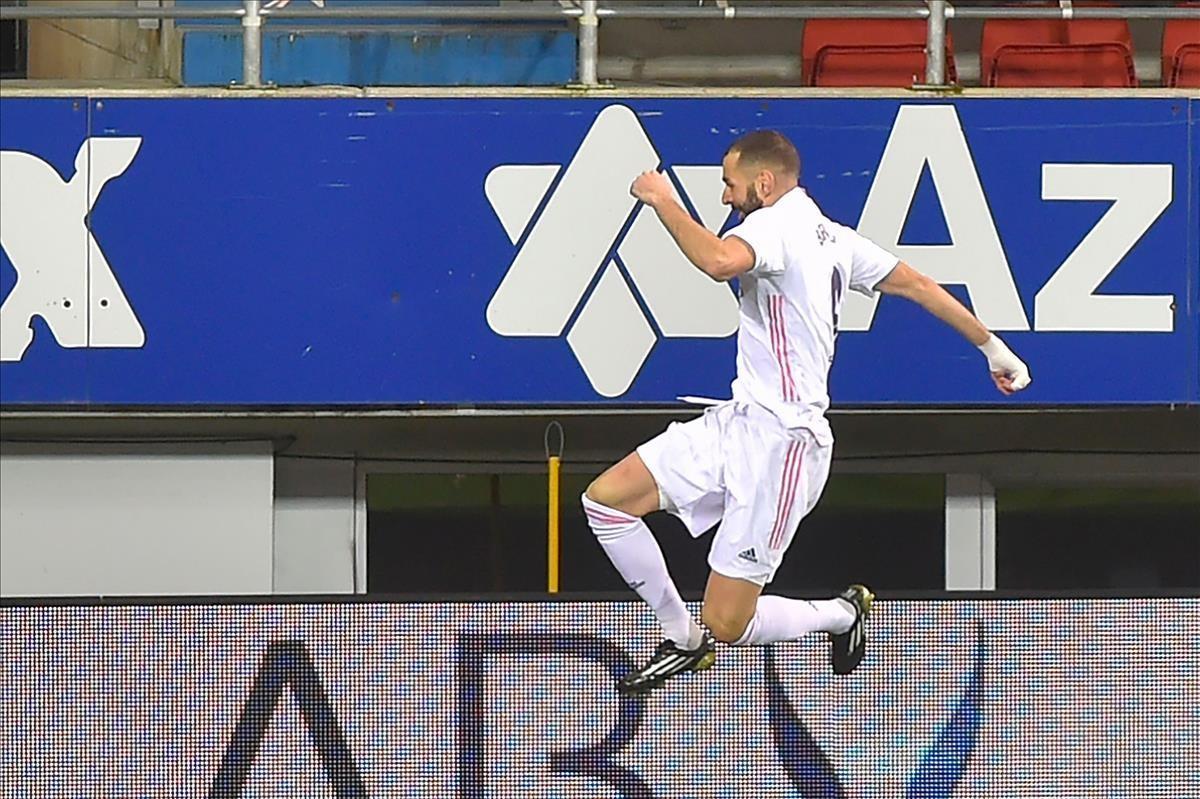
(582, 130, 1031, 695)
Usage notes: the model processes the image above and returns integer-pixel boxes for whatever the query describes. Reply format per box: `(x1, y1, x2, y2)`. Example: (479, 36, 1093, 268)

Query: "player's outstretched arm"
(878, 261, 1031, 395)
(629, 170, 754, 281)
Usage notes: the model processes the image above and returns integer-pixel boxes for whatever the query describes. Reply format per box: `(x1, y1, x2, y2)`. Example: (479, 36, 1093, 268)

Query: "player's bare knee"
(701, 606, 749, 644)
(583, 476, 618, 509)
(585, 469, 655, 517)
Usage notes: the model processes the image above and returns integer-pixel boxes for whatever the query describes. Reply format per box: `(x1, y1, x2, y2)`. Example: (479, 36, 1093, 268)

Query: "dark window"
(369, 472, 570, 593)
(773, 474, 945, 592)
(1, 3, 26, 79)
(997, 483, 1200, 590)
(367, 471, 945, 595)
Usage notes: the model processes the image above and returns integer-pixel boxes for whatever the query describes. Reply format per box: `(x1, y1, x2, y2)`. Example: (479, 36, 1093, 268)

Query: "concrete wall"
(272, 456, 356, 594)
(0, 441, 274, 596)
(25, 0, 181, 82)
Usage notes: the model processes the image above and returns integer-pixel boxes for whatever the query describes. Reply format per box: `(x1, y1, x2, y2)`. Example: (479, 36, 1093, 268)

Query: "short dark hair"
(726, 130, 800, 179)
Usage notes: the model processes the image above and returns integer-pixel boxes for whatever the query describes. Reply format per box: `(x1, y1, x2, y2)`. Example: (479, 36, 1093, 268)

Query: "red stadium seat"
(1065, 8, 1134, 49)
(990, 43, 1136, 87)
(1172, 43, 1200, 87)
(983, 8, 1137, 88)
(802, 19, 957, 87)
(981, 15, 1060, 86)
(1163, 7, 1200, 87)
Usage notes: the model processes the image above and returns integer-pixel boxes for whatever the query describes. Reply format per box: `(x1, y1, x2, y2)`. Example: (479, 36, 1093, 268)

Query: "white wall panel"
(0, 442, 273, 596)
(272, 456, 355, 593)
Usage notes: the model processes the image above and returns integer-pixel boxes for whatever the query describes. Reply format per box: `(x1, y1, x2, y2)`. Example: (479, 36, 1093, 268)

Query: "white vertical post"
(578, 0, 599, 86)
(353, 461, 368, 593)
(925, 0, 948, 85)
(242, 0, 263, 87)
(945, 473, 997, 590)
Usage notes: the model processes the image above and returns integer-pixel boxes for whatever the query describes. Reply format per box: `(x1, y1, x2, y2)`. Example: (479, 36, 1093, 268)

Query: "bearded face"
(738, 182, 764, 216)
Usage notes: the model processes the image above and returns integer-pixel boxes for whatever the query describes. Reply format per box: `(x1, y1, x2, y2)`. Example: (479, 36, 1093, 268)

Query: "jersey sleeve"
(721, 209, 785, 276)
(838, 223, 900, 296)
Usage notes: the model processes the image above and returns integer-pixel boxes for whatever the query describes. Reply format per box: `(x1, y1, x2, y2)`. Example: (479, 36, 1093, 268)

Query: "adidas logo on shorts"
(737, 547, 758, 563)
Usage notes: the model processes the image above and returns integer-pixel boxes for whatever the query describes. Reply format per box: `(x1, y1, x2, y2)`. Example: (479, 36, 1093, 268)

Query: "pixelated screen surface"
(1, 599, 1197, 797)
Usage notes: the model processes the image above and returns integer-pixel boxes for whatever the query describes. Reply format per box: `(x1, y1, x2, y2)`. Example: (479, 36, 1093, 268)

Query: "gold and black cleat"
(617, 633, 717, 696)
(830, 583, 874, 676)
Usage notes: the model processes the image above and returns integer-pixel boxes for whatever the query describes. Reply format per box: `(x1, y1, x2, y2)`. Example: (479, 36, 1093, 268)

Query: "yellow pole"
(547, 455, 561, 593)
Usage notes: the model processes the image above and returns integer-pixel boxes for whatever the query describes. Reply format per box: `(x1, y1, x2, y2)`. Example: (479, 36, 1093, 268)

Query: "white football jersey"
(721, 187, 899, 444)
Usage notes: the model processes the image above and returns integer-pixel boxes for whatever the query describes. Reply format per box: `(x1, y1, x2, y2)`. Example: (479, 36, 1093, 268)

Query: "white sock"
(732, 595, 856, 646)
(582, 494, 703, 649)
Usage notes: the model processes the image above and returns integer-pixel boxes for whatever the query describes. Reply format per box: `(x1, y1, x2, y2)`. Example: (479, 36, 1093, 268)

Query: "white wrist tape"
(978, 334, 1032, 390)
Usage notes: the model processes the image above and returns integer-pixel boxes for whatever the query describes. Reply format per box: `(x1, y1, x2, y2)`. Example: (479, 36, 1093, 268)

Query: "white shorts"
(636, 401, 832, 586)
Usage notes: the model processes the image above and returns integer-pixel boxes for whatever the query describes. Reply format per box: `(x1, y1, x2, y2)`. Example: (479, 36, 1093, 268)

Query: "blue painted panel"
(181, 29, 576, 86)
(0, 98, 91, 404)
(174, 0, 510, 28)
(174, 0, 575, 87)
(0, 97, 1196, 406)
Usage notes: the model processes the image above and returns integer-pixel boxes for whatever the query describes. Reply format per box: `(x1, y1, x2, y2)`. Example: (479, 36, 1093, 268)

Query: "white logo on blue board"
(0, 138, 145, 362)
(483, 104, 738, 398)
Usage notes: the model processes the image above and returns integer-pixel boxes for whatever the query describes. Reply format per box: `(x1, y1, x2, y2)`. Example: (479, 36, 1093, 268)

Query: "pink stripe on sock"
(585, 506, 635, 525)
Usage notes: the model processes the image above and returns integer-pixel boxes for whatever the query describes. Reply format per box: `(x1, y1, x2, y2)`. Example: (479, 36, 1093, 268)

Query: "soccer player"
(582, 130, 1031, 695)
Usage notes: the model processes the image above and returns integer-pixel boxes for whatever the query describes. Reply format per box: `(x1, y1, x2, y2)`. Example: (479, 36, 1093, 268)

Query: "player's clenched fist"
(630, 170, 673, 208)
(978, 334, 1031, 395)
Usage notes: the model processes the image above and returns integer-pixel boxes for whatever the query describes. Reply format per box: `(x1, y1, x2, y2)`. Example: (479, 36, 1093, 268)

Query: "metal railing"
(2, 1, 1198, 89)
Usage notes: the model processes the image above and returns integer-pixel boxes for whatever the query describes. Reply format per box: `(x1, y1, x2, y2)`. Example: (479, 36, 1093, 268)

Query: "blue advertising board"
(1, 95, 1196, 405)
